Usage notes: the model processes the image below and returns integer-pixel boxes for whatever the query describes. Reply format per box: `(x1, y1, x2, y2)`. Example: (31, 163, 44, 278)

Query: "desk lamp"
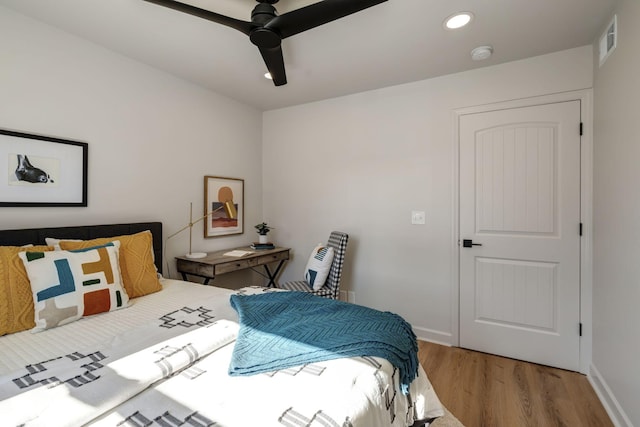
(167, 201, 237, 259)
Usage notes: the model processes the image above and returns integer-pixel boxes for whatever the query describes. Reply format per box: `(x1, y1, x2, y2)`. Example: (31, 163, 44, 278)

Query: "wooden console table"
(176, 246, 290, 287)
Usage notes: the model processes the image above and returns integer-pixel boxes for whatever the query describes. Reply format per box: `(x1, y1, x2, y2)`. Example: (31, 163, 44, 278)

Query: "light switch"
(411, 210, 426, 225)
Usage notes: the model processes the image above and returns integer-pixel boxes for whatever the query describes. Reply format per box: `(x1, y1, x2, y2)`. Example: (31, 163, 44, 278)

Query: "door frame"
(451, 90, 593, 374)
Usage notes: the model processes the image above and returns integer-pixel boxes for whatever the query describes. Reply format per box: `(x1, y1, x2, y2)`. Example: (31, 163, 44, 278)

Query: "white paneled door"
(459, 101, 581, 371)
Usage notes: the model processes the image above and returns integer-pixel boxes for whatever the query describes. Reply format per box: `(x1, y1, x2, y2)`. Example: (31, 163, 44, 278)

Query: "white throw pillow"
(45, 237, 81, 250)
(304, 244, 335, 291)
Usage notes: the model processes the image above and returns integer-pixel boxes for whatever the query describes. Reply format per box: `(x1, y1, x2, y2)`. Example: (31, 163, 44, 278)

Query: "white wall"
(592, 1, 640, 425)
(0, 6, 263, 287)
(263, 46, 593, 343)
(3, 4, 632, 421)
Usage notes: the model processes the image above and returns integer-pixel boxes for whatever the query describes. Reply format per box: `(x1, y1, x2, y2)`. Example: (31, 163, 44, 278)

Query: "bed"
(0, 222, 445, 427)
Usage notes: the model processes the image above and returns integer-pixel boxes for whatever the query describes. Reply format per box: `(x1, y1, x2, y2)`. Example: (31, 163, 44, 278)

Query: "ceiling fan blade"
(143, 0, 254, 35)
(267, 0, 388, 39)
(258, 45, 287, 86)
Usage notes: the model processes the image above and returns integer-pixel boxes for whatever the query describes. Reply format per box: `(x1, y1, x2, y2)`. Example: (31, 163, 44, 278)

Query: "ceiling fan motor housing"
(250, 2, 281, 48)
(250, 28, 281, 48)
(252, 3, 278, 24)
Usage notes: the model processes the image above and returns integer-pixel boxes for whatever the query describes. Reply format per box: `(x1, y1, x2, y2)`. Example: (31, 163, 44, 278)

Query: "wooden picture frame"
(204, 175, 244, 238)
(0, 129, 88, 207)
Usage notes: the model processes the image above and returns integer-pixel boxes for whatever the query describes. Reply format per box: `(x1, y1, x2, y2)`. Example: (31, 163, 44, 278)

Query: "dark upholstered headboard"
(0, 222, 163, 273)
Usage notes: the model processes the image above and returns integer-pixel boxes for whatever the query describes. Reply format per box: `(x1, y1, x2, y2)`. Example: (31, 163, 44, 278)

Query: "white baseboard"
(588, 363, 633, 427)
(413, 326, 453, 347)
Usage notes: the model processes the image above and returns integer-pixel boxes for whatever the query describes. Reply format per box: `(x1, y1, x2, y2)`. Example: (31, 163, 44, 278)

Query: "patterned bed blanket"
(0, 286, 444, 427)
(229, 291, 419, 394)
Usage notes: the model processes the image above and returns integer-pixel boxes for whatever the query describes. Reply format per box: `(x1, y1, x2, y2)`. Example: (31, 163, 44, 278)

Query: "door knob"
(462, 239, 482, 248)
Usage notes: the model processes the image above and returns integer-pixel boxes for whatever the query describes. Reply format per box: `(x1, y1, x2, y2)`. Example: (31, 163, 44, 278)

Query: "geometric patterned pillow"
(304, 245, 335, 291)
(18, 242, 129, 333)
(58, 231, 161, 299)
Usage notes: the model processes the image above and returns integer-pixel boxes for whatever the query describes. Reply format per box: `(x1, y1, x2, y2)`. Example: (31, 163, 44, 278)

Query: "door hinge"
(579, 223, 583, 236)
(580, 122, 583, 136)
(579, 323, 583, 337)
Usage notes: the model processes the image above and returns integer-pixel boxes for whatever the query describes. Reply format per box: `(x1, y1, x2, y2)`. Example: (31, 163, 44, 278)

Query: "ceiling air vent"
(599, 15, 617, 67)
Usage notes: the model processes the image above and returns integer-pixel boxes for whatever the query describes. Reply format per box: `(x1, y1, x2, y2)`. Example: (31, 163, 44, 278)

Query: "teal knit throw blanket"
(228, 291, 418, 394)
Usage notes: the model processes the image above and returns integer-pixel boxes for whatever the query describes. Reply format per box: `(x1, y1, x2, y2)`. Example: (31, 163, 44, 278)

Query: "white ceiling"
(0, 0, 616, 110)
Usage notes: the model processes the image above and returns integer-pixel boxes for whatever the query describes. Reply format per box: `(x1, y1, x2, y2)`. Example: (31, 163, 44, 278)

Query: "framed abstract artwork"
(204, 175, 244, 238)
(0, 129, 88, 207)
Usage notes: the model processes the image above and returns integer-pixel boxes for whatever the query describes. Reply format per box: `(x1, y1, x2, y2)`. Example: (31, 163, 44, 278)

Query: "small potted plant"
(254, 222, 272, 244)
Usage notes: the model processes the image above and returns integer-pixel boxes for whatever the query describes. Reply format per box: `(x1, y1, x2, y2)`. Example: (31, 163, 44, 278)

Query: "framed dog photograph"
(0, 129, 88, 207)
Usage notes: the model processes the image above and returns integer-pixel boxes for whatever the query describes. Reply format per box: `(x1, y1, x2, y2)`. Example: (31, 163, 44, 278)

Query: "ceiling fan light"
(444, 12, 473, 30)
(264, 72, 273, 80)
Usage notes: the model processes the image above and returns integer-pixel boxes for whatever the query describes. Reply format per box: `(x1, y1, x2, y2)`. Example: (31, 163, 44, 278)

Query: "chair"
(277, 231, 349, 299)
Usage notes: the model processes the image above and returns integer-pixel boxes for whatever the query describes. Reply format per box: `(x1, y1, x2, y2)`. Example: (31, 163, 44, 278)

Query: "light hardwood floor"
(418, 341, 613, 427)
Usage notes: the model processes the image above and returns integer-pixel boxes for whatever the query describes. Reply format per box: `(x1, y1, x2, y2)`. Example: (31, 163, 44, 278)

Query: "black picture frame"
(0, 129, 88, 207)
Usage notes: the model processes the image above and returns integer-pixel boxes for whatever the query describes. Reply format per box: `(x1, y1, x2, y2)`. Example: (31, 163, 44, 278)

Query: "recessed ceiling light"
(471, 45, 493, 61)
(444, 12, 473, 30)
(264, 72, 272, 80)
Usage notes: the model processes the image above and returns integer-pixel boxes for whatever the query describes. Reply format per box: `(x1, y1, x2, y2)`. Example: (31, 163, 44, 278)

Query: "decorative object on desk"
(204, 176, 244, 238)
(167, 200, 237, 259)
(254, 222, 272, 244)
(250, 242, 275, 250)
(223, 249, 253, 257)
(0, 128, 88, 207)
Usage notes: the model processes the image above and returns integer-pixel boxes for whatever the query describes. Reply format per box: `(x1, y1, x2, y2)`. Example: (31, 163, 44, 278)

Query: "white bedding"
(0, 279, 444, 426)
(0, 279, 235, 375)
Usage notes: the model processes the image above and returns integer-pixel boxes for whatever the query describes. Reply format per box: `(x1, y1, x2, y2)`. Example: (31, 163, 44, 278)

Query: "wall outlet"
(411, 210, 426, 225)
(340, 291, 356, 303)
(347, 291, 356, 303)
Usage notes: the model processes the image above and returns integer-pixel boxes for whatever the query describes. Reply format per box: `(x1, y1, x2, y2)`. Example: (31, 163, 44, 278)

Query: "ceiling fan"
(143, 0, 388, 86)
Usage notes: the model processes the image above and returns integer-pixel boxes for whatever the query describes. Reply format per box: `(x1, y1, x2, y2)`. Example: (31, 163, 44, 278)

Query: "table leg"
(180, 272, 212, 286)
(263, 260, 286, 287)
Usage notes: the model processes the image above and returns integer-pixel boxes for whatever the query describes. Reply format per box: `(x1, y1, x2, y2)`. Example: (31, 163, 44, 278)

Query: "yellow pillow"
(59, 231, 161, 298)
(0, 245, 53, 335)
